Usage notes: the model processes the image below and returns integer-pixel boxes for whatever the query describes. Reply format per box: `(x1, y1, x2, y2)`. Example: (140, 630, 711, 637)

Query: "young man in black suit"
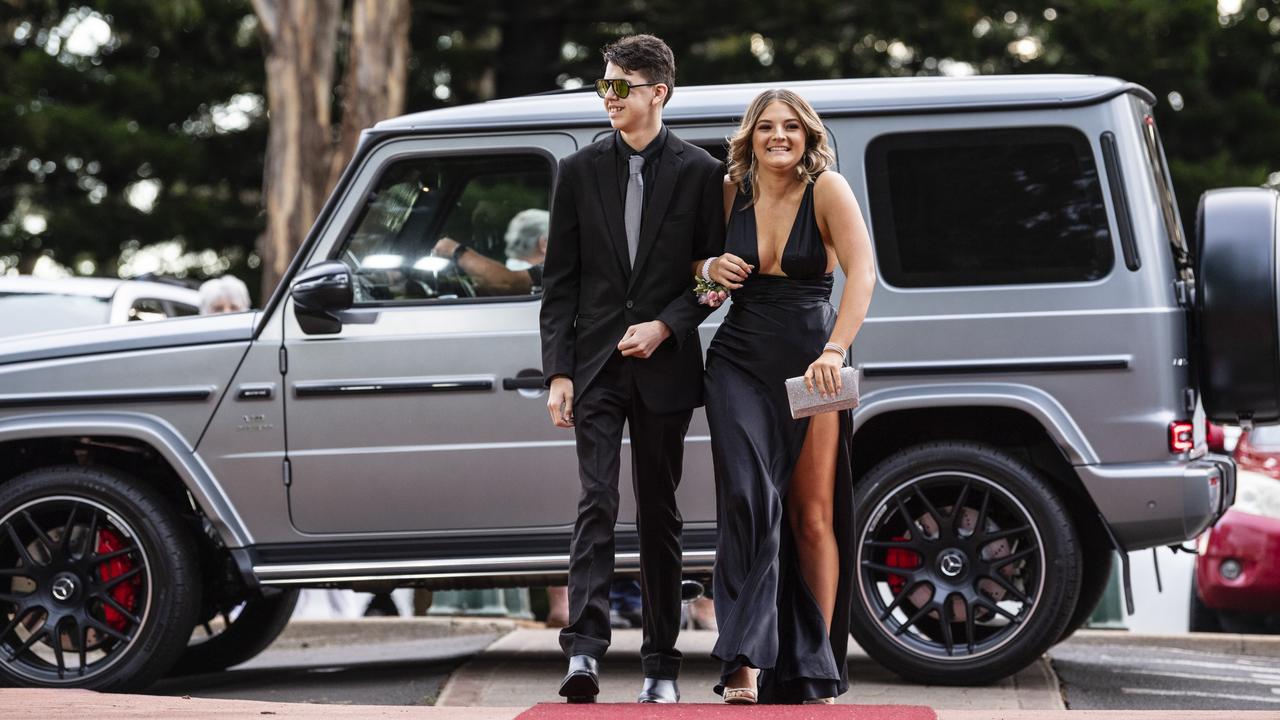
(539, 34, 724, 704)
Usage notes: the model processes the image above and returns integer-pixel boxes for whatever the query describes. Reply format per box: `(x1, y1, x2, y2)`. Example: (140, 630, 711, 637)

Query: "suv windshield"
(0, 293, 110, 338)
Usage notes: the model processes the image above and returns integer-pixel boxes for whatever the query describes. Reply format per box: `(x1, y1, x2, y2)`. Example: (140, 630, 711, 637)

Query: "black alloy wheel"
(850, 442, 1081, 685)
(0, 466, 200, 690)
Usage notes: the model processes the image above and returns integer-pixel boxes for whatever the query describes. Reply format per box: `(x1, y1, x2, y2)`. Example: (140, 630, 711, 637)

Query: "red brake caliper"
(884, 535, 921, 594)
(95, 529, 137, 631)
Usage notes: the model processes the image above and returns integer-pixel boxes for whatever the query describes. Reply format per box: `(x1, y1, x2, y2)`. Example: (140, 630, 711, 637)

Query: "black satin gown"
(705, 177, 854, 702)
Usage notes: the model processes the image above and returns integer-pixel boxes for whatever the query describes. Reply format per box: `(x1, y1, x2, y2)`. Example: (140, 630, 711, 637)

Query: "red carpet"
(515, 703, 937, 719)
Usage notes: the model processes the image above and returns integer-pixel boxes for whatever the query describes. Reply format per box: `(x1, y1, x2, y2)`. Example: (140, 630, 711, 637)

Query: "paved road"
(144, 620, 1280, 712)
(1052, 640, 1280, 711)
(149, 623, 499, 706)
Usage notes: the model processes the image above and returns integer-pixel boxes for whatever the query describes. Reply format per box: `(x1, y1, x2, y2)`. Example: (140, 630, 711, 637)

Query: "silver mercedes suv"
(0, 75, 1258, 690)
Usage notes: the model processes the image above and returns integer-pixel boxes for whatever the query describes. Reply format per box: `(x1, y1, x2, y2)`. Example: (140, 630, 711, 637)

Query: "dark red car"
(1191, 425, 1280, 633)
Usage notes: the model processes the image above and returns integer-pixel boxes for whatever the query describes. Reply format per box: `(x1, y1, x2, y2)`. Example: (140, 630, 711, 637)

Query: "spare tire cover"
(1196, 187, 1280, 423)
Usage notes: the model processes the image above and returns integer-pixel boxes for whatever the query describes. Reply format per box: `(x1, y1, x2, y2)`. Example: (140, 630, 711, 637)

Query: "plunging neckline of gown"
(749, 186, 808, 279)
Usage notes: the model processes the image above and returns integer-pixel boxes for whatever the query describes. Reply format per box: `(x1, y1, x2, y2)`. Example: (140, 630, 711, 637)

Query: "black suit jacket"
(540, 130, 725, 414)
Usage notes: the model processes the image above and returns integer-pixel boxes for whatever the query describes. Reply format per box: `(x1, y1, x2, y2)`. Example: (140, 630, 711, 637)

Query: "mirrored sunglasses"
(594, 78, 661, 99)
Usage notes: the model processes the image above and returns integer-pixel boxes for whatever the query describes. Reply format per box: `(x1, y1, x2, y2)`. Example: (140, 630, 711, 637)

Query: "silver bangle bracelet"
(823, 342, 846, 356)
(701, 257, 714, 283)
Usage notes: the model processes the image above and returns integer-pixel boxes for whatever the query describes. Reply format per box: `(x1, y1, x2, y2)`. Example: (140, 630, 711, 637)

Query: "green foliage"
(4, 0, 1279, 287)
(0, 0, 265, 293)
(408, 1, 1279, 239)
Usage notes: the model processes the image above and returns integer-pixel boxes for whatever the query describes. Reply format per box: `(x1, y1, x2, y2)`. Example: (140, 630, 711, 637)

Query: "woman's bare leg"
(726, 665, 759, 689)
(788, 411, 840, 631)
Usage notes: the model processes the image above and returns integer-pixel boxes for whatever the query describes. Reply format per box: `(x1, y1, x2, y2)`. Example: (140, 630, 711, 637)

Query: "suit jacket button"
(625, 300, 634, 309)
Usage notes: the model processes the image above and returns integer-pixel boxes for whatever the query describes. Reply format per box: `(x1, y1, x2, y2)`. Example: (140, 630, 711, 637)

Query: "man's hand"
(618, 320, 671, 359)
(547, 376, 575, 428)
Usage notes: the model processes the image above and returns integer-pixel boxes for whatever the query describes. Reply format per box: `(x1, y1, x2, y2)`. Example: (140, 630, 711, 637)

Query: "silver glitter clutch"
(785, 366, 861, 419)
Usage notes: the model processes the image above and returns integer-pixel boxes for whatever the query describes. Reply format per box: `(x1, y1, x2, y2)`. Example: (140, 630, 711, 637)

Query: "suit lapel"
(593, 144, 631, 279)
(628, 133, 684, 290)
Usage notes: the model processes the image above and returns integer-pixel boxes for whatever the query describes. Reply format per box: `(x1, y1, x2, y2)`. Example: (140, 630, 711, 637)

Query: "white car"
(0, 276, 202, 338)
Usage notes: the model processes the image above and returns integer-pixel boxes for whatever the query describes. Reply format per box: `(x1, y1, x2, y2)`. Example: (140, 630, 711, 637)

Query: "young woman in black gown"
(698, 89, 876, 704)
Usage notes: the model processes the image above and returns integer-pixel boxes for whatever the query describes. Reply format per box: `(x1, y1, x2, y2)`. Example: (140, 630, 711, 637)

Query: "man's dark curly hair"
(602, 34, 676, 105)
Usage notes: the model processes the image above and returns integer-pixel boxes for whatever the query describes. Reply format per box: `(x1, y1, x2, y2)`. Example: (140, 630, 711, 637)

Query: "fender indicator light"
(1170, 420, 1194, 453)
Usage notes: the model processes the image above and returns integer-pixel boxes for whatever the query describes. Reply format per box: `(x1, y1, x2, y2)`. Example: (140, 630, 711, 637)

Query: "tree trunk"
(327, 0, 411, 190)
(16, 249, 40, 275)
(252, 0, 341, 301)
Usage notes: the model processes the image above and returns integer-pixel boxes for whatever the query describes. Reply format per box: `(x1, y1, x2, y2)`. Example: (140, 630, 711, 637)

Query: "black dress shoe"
(637, 677, 680, 703)
(558, 654, 599, 703)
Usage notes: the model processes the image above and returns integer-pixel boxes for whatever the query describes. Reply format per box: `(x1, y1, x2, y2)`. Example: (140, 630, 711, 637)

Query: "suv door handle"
(502, 374, 545, 391)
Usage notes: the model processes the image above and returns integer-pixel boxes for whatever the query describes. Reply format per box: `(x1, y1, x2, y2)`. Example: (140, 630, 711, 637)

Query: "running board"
(253, 549, 717, 586)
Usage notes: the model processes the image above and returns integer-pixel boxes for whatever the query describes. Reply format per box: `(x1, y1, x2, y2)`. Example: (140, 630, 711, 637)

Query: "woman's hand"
(708, 253, 753, 289)
(804, 349, 845, 398)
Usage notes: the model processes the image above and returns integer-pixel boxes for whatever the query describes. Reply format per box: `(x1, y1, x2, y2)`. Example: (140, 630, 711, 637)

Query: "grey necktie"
(625, 154, 644, 266)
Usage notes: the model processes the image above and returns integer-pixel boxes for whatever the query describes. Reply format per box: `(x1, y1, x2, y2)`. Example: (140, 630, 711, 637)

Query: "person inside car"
(432, 208, 548, 296)
(198, 275, 251, 314)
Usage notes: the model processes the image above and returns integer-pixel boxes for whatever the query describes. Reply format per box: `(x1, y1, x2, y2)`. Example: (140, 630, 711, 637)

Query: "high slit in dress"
(706, 177, 855, 703)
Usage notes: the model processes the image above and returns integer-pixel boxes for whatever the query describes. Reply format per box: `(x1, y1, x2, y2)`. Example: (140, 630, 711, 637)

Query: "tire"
(1056, 542, 1115, 642)
(0, 465, 201, 691)
(1195, 187, 1280, 424)
(1188, 574, 1223, 633)
(168, 587, 299, 676)
(850, 442, 1081, 685)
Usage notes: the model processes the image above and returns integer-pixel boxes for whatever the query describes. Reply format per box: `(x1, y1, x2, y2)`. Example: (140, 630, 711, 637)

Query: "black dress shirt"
(614, 126, 668, 213)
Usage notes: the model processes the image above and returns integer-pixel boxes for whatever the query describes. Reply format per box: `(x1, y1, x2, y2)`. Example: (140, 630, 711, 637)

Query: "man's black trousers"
(559, 352, 690, 680)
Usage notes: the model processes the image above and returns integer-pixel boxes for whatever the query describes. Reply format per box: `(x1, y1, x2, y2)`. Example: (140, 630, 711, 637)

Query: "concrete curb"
(273, 617, 520, 647)
(1066, 629, 1280, 657)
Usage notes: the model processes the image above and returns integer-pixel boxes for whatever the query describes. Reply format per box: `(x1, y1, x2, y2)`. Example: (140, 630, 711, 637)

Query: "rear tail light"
(1170, 420, 1194, 453)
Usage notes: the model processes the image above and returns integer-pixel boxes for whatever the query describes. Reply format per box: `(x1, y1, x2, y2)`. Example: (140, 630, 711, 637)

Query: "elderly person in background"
(199, 275, 252, 314)
(432, 208, 549, 296)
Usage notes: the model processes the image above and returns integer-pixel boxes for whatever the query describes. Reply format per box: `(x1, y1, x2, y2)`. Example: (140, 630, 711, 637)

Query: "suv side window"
(336, 153, 551, 304)
(1134, 107, 1193, 279)
(866, 127, 1114, 288)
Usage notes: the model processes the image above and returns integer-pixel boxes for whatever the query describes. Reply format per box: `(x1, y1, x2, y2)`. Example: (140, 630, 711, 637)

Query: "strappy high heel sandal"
(722, 668, 759, 705)
(722, 686, 758, 704)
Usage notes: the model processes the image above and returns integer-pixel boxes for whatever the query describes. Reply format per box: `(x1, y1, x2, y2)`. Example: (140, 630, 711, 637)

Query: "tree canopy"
(3, 0, 1277, 298)
(1, 0, 265, 285)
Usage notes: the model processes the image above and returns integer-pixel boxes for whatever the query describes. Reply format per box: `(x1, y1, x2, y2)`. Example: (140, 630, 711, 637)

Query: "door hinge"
(282, 458, 292, 487)
(278, 346, 288, 375)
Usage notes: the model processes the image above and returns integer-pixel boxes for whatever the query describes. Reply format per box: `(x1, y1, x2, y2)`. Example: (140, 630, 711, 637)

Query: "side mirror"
(292, 261, 353, 335)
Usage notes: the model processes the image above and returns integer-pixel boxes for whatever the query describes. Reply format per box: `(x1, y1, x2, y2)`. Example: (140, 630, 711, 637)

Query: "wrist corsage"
(694, 276, 729, 306)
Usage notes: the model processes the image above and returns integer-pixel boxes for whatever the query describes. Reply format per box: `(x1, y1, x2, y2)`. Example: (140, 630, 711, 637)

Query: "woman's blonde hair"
(726, 89, 835, 206)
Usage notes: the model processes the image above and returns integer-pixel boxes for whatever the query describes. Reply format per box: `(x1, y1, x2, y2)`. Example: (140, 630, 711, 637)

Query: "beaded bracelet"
(701, 257, 715, 283)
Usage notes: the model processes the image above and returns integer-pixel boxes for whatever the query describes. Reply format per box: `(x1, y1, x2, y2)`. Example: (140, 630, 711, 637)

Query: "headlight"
(1230, 469, 1280, 519)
